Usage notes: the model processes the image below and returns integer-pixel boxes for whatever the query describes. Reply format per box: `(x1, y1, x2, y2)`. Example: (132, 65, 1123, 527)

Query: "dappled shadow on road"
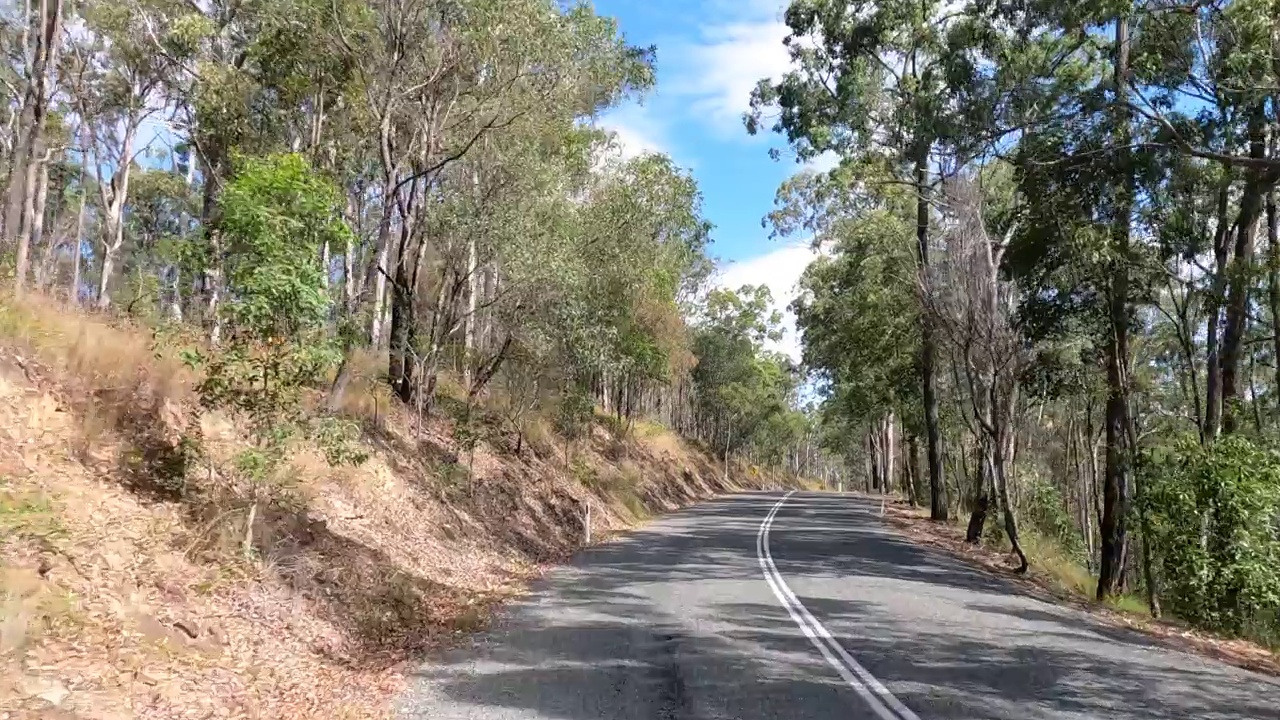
(725, 595, 1274, 720)
(403, 492, 1279, 720)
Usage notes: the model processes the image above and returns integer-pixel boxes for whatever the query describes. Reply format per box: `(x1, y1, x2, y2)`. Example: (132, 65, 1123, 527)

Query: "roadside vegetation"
(748, 0, 1280, 653)
(0, 0, 831, 716)
(2, 0, 1280, 714)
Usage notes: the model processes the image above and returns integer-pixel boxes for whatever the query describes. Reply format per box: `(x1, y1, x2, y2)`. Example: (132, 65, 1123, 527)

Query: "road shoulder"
(876, 495, 1280, 678)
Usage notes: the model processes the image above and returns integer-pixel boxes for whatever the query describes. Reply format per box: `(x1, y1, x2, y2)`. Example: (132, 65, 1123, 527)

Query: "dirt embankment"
(0, 297, 802, 719)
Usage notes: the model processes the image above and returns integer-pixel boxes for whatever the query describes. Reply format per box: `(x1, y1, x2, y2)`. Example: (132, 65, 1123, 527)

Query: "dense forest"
(2, 0, 1279, 655)
(0, 0, 833, 522)
(748, 0, 1280, 643)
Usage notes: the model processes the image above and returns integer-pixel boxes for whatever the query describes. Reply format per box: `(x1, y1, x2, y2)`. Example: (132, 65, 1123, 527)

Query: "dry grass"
(0, 293, 192, 404)
(0, 295, 809, 719)
(328, 348, 396, 429)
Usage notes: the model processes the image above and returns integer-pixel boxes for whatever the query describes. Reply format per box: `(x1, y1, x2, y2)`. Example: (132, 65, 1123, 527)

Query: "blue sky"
(591, 0, 831, 360)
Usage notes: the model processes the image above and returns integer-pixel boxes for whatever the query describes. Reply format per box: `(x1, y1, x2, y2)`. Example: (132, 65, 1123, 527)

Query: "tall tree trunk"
(1204, 179, 1233, 441)
(916, 154, 946, 520)
(388, 263, 416, 403)
(344, 224, 356, 310)
(29, 148, 49, 270)
(10, 0, 62, 297)
(463, 166, 480, 387)
(68, 164, 86, 306)
(369, 211, 392, 346)
(993, 408, 1028, 573)
(1071, 417, 1096, 569)
(96, 122, 139, 312)
(884, 411, 896, 495)
(1133, 462, 1161, 617)
(867, 430, 879, 492)
(169, 266, 183, 321)
(906, 434, 921, 506)
(1099, 14, 1133, 601)
(1269, 184, 1280, 422)
(1220, 106, 1273, 434)
(321, 238, 330, 290)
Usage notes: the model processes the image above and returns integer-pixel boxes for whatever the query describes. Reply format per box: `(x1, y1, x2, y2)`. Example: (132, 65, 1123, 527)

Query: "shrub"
(1022, 477, 1086, 562)
(1142, 436, 1280, 636)
(180, 154, 364, 557)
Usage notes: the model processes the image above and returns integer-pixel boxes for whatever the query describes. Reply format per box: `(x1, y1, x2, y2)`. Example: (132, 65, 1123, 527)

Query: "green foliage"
(184, 154, 364, 511)
(555, 388, 596, 443)
(310, 417, 369, 466)
(1142, 437, 1280, 635)
(1023, 478, 1086, 562)
(691, 284, 802, 457)
(793, 194, 919, 421)
(569, 456, 597, 488)
(218, 153, 349, 340)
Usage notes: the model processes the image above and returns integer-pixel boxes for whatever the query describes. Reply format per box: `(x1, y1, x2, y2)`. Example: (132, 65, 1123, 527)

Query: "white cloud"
(586, 105, 670, 172)
(600, 118, 666, 161)
(590, 105, 673, 171)
(716, 241, 821, 362)
(669, 20, 792, 139)
(803, 150, 841, 174)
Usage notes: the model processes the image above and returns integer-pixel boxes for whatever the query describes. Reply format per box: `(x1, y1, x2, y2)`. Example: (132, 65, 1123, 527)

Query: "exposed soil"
(0, 301, 802, 719)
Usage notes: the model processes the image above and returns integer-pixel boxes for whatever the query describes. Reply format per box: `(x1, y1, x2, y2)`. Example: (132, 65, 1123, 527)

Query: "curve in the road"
(401, 491, 1279, 720)
(757, 491, 922, 720)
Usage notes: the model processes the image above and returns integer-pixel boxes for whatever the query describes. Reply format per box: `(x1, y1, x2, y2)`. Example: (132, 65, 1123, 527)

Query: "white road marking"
(756, 491, 923, 720)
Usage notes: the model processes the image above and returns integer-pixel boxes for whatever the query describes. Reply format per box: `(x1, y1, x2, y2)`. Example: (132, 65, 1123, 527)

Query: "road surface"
(398, 492, 1278, 719)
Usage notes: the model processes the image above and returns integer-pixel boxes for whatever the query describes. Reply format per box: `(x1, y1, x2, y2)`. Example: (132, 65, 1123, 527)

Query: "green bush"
(1023, 477, 1086, 563)
(1142, 436, 1280, 636)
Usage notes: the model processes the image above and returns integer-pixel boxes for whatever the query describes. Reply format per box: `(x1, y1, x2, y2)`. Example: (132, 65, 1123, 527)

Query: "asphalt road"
(398, 492, 1280, 720)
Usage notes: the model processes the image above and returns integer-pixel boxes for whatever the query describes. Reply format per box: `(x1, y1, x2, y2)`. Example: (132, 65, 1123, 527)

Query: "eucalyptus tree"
(67, 2, 168, 308)
(748, 0, 975, 520)
(930, 172, 1030, 570)
(690, 284, 798, 468)
(1128, 0, 1280, 435)
(782, 170, 921, 496)
(3, 0, 64, 295)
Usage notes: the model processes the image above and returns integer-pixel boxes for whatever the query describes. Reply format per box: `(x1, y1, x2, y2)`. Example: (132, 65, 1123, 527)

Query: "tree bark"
(464, 167, 480, 387)
(1220, 107, 1272, 434)
(1204, 178, 1232, 441)
(369, 193, 394, 347)
(10, 0, 62, 297)
(993, 409, 1028, 573)
(906, 434, 921, 506)
(916, 155, 947, 520)
(884, 411, 896, 495)
(69, 164, 86, 306)
(30, 148, 50, 255)
(1268, 183, 1279, 422)
(1099, 15, 1133, 601)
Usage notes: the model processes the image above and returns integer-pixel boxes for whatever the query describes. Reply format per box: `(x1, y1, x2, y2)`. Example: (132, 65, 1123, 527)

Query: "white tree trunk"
(344, 231, 356, 309)
(321, 238, 330, 289)
(69, 183, 84, 305)
(370, 239, 390, 347)
(11, 0, 62, 297)
(885, 411, 897, 494)
(169, 267, 183, 321)
(464, 231, 478, 387)
(94, 124, 137, 310)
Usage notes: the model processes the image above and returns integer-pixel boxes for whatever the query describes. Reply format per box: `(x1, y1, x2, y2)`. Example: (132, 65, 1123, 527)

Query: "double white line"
(755, 491, 922, 720)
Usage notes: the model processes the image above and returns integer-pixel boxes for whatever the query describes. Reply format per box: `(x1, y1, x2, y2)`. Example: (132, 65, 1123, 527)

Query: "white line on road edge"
(756, 492, 922, 720)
